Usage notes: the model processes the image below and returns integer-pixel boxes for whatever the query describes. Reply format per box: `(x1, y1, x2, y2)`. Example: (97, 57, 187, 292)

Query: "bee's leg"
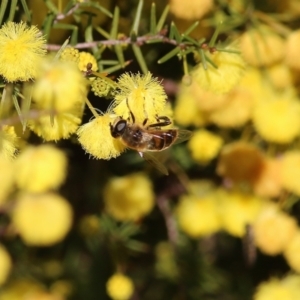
(148, 116, 172, 128)
(126, 98, 135, 123)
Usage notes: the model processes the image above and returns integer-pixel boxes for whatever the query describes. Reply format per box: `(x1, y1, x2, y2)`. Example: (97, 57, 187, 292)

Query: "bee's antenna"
(126, 98, 135, 123)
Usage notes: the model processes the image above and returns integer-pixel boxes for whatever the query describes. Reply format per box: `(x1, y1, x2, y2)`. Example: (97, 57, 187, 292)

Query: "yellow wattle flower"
(191, 47, 245, 94)
(0, 125, 18, 160)
(32, 59, 88, 112)
(77, 114, 126, 160)
(78, 51, 98, 72)
(0, 21, 46, 82)
(15, 144, 67, 193)
(106, 273, 134, 300)
(12, 193, 73, 246)
(104, 173, 154, 221)
(0, 155, 15, 206)
(188, 129, 223, 163)
(113, 72, 167, 124)
(284, 231, 300, 272)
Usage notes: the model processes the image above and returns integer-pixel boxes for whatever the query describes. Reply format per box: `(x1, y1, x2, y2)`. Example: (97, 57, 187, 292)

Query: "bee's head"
(110, 117, 127, 138)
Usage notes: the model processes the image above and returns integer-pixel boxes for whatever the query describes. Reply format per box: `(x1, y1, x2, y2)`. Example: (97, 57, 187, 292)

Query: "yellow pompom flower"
(191, 47, 245, 94)
(0, 21, 46, 82)
(208, 86, 253, 128)
(0, 125, 18, 160)
(12, 193, 73, 246)
(79, 215, 101, 237)
(78, 51, 98, 72)
(253, 158, 282, 198)
(32, 59, 88, 112)
(266, 63, 293, 90)
(113, 72, 167, 123)
(15, 144, 67, 193)
(0, 244, 12, 286)
(59, 47, 80, 63)
(188, 129, 223, 163)
(217, 142, 265, 186)
(280, 151, 300, 196)
(219, 190, 263, 237)
(254, 277, 300, 300)
(0, 155, 15, 206)
(103, 173, 154, 221)
(253, 202, 297, 255)
(169, 0, 214, 20)
(106, 273, 134, 300)
(252, 96, 300, 144)
(174, 85, 208, 127)
(284, 231, 300, 272)
(176, 194, 221, 238)
(285, 29, 300, 70)
(77, 114, 126, 160)
(240, 27, 284, 67)
(28, 106, 83, 141)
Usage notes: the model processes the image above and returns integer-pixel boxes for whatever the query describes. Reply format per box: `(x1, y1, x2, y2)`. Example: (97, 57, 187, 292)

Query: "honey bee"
(110, 110, 192, 175)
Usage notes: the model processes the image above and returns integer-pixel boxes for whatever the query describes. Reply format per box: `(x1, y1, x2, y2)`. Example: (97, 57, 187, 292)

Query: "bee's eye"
(116, 120, 126, 133)
(111, 119, 127, 138)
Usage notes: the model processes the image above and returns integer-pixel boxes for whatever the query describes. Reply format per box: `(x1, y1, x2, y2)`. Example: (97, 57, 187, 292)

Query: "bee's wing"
(174, 129, 193, 145)
(139, 151, 169, 175)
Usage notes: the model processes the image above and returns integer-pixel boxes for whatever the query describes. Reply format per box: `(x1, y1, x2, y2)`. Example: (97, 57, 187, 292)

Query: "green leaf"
(12, 94, 24, 129)
(199, 49, 207, 70)
(95, 26, 110, 39)
(102, 61, 131, 74)
(158, 46, 181, 64)
(110, 6, 119, 39)
(131, 0, 144, 35)
(20, 85, 32, 133)
(204, 53, 218, 68)
(20, 0, 32, 23)
(8, 0, 18, 21)
(54, 37, 70, 60)
(42, 13, 55, 41)
(132, 44, 148, 74)
(183, 21, 199, 36)
(44, 0, 59, 14)
(169, 22, 181, 43)
(150, 2, 157, 34)
(79, 1, 113, 18)
(209, 23, 222, 48)
(114, 44, 125, 67)
(126, 240, 148, 252)
(156, 4, 169, 32)
(53, 23, 78, 45)
(0, 0, 8, 25)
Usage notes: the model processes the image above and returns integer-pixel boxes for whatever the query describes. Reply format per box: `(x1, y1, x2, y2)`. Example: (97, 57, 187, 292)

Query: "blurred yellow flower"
(28, 106, 83, 141)
(254, 277, 299, 300)
(192, 47, 245, 94)
(78, 51, 98, 71)
(253, 158, 282, 198)
(208, 87, 253, 128)
(219, 190, 263, 237)
(217, 142, 265, 186)
(252, 96, 300, 144)
(12, 193, 73, 246)
(169, 0, 214, 20)
(77, 114, 126, 160)
(106, 273, 134, 300)
(15, 144, 67, 193)
(188, 129, 223, 163)
(0, 244, 12, 286)
(266, 63, 293, 90)
(240, 27, 284, 67)
(113, 72, 167, 123)
(280, 151, 300, 196)
(59, 46, 80, 63)
(284, 231, 300, 272)
(0, 155, 15, 206)
(78, 215, 100, 237)
(103, 173, 154, 221)
(174, 85, 208, 127)
(0, 125, 18, 160)
(176, 194, 221, 237)
(0, 21, 46, 82)
(253, 202, 297, 255)
(285, 29, 300, 70)
(32, 59, 88, 112)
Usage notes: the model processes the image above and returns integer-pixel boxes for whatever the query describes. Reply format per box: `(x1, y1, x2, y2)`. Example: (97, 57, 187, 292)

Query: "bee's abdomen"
(148, 130, 177, 151)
